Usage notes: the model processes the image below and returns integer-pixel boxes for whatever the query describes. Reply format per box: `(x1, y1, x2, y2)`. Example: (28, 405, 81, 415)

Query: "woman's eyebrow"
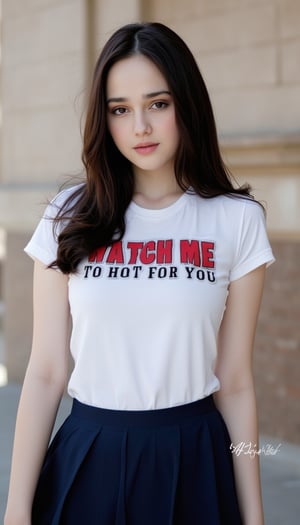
(107, 90, 171, 104)
(144, 90, 171, 99)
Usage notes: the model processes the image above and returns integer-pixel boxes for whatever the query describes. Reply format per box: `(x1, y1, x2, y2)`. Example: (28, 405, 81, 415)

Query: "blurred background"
(0, 0, 299, 522)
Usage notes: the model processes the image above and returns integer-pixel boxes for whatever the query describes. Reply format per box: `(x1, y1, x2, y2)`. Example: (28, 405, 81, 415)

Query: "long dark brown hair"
(50, 22, 252, 273)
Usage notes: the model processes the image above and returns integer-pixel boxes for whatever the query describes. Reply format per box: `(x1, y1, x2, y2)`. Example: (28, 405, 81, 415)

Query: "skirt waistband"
(71, 396, 216, 427)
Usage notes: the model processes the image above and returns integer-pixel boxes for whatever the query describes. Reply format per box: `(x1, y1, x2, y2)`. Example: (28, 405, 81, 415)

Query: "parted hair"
(50, 22, 252, 273)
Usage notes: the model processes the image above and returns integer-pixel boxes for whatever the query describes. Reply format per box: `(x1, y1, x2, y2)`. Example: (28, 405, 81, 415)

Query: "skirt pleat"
(32, 418, 103, 524)
(32, 397, 242, 525)
(124, 424, 181, 525)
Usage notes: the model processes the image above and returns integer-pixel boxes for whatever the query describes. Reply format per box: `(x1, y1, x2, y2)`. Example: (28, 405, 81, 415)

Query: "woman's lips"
(133, 142, 159, 155)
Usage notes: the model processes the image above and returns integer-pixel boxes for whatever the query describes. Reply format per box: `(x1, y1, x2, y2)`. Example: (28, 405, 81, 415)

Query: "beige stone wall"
(1, 0, 86, 183)
(0, 0, 86, 233)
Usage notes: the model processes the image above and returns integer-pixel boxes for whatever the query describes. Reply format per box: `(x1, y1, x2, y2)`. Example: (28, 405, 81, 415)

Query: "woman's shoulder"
(50, 182, 85, 207)
(219, 193, 263, 215)
(191, 191, 263, 218)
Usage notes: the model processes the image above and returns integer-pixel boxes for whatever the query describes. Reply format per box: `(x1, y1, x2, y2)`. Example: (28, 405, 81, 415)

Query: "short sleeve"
(230, 200, 275, 282)
(24, 185, 78, 266)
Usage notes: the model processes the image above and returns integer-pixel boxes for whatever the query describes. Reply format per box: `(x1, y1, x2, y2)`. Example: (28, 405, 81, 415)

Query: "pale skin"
(5, 54, 265, 524)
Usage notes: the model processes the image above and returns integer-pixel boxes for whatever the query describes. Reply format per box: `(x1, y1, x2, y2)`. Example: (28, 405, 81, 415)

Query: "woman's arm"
(214, 264, 266, 525)
(4, 261, 71, 525)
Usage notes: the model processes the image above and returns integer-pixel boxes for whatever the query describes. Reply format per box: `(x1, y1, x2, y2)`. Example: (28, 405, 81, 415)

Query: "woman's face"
(106, 54, 179, 180)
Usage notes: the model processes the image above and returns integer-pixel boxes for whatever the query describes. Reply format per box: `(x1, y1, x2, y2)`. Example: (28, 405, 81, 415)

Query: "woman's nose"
(133, 111, 151, 136)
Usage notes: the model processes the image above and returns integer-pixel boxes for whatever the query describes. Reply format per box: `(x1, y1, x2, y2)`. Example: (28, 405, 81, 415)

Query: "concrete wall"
(0, 0, 299, 442)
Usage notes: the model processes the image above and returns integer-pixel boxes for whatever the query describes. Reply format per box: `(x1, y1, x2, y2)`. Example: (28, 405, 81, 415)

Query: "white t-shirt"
(25, 187, 275, 410)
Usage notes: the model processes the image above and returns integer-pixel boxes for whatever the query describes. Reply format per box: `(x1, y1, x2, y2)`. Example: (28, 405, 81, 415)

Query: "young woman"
(5, 22, 274, 525)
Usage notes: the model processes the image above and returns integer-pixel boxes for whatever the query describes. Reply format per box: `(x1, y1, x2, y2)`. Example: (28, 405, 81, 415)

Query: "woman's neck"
(133, 173, 184, 210)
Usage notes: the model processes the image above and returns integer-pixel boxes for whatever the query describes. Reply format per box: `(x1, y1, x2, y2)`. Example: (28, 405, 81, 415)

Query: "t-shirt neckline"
(128, 189, 191, 219)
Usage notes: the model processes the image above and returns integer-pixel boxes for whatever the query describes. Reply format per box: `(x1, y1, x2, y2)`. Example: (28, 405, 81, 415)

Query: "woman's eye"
(112, 107, 128, 115)
(151, 101, 168, 110)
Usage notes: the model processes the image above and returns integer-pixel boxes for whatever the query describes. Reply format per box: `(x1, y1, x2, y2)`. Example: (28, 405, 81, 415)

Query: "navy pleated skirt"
(32, 396, 242, 524)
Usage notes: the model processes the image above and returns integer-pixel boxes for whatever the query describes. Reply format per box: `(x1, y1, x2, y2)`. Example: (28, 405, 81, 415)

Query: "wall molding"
(220, 135, 300, 176)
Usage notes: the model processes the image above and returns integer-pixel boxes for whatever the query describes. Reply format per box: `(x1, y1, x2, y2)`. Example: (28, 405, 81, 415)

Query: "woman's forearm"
(4, 366, 65, 524)
(214, 386, 264, 525)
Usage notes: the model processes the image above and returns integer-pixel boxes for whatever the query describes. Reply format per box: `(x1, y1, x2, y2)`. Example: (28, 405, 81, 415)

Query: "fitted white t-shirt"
(25, 187, 275, 410)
